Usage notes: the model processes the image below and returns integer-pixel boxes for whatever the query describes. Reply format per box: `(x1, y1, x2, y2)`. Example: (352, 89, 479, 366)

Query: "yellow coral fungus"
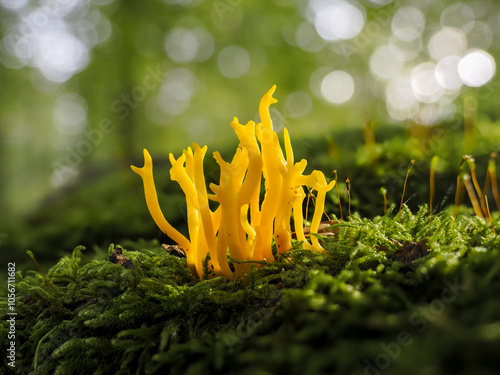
(131, 86, 335, 280)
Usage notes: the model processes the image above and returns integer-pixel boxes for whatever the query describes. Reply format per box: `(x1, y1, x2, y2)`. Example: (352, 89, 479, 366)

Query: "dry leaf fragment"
(393, 239, 429, 270)
(162, 244, 186, 258)
(109, 247, 135, 269)
(293, 220, 340, 239)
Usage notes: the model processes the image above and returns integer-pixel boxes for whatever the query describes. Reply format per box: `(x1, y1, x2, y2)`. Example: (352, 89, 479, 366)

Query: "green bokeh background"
(1, 0, 500, 268)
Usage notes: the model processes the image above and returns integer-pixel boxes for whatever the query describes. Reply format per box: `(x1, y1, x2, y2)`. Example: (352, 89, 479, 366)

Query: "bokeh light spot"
(157, 68, 198, 115)
(435, 56, 462, 90)
(312, 1, 365, 41)
(389, 35, 422, 62)
(217, 46, 250, 79)
(295, 21, 325, 53)
(411, 62, 444, 103)
(440, 3, 475, 29)
(321, 70, 355, 104)
(36, 30, 89, 82)
(0, 1, 103, 83)
(285, 91, 313, 118)
(412, 102, 455, 126)
(53, 93, 88, 135)
(369, 45, 403, 81)
(463, 21, 493, 50)
(458, 50, 496, 87)
(386, 75, 416, 112)
(391, 7, 425, 42)
(367, 0, 392, 5)
(0, 0, 28, 10)
(428, 27, 467, 61)
(164, 27, 214, 64)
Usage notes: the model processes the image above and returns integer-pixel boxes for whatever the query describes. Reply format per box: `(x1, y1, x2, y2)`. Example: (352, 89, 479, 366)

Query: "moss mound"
(2, 206, 500, 375)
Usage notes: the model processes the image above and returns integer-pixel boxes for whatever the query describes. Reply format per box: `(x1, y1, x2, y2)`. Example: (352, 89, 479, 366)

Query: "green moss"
(2, 206, 500, 374)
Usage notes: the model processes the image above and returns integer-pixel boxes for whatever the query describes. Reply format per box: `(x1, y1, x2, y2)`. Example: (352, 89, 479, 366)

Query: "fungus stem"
(467, 156, 488, 219)
(380, 187, 387, 214)
(26, 250, 61, 297)
(488, 152, 500, 211)
(399, 159, 415, 224)
(430, 156, 439, 224)
(305, 186, 331, 222)
(346, 178, 351, 221)
(305, 186, 312, 224)
(334, 170, 343, 220)
(484, 164, 491, 198)
(463, 174, 484, 218)
(485, 196, 497, 235)
(131, 150, 191, 253)
(454, 155, 468, 220)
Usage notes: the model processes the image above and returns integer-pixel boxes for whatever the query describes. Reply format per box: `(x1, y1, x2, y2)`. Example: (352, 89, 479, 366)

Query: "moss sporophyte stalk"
(131, 86, 335, 280)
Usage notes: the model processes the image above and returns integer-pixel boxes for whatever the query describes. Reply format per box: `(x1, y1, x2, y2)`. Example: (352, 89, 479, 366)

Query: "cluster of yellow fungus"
(131, 86, 335, 280)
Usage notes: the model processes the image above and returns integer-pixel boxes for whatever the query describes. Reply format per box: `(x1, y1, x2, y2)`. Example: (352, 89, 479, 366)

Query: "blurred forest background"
(1, 0, 500, 267)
